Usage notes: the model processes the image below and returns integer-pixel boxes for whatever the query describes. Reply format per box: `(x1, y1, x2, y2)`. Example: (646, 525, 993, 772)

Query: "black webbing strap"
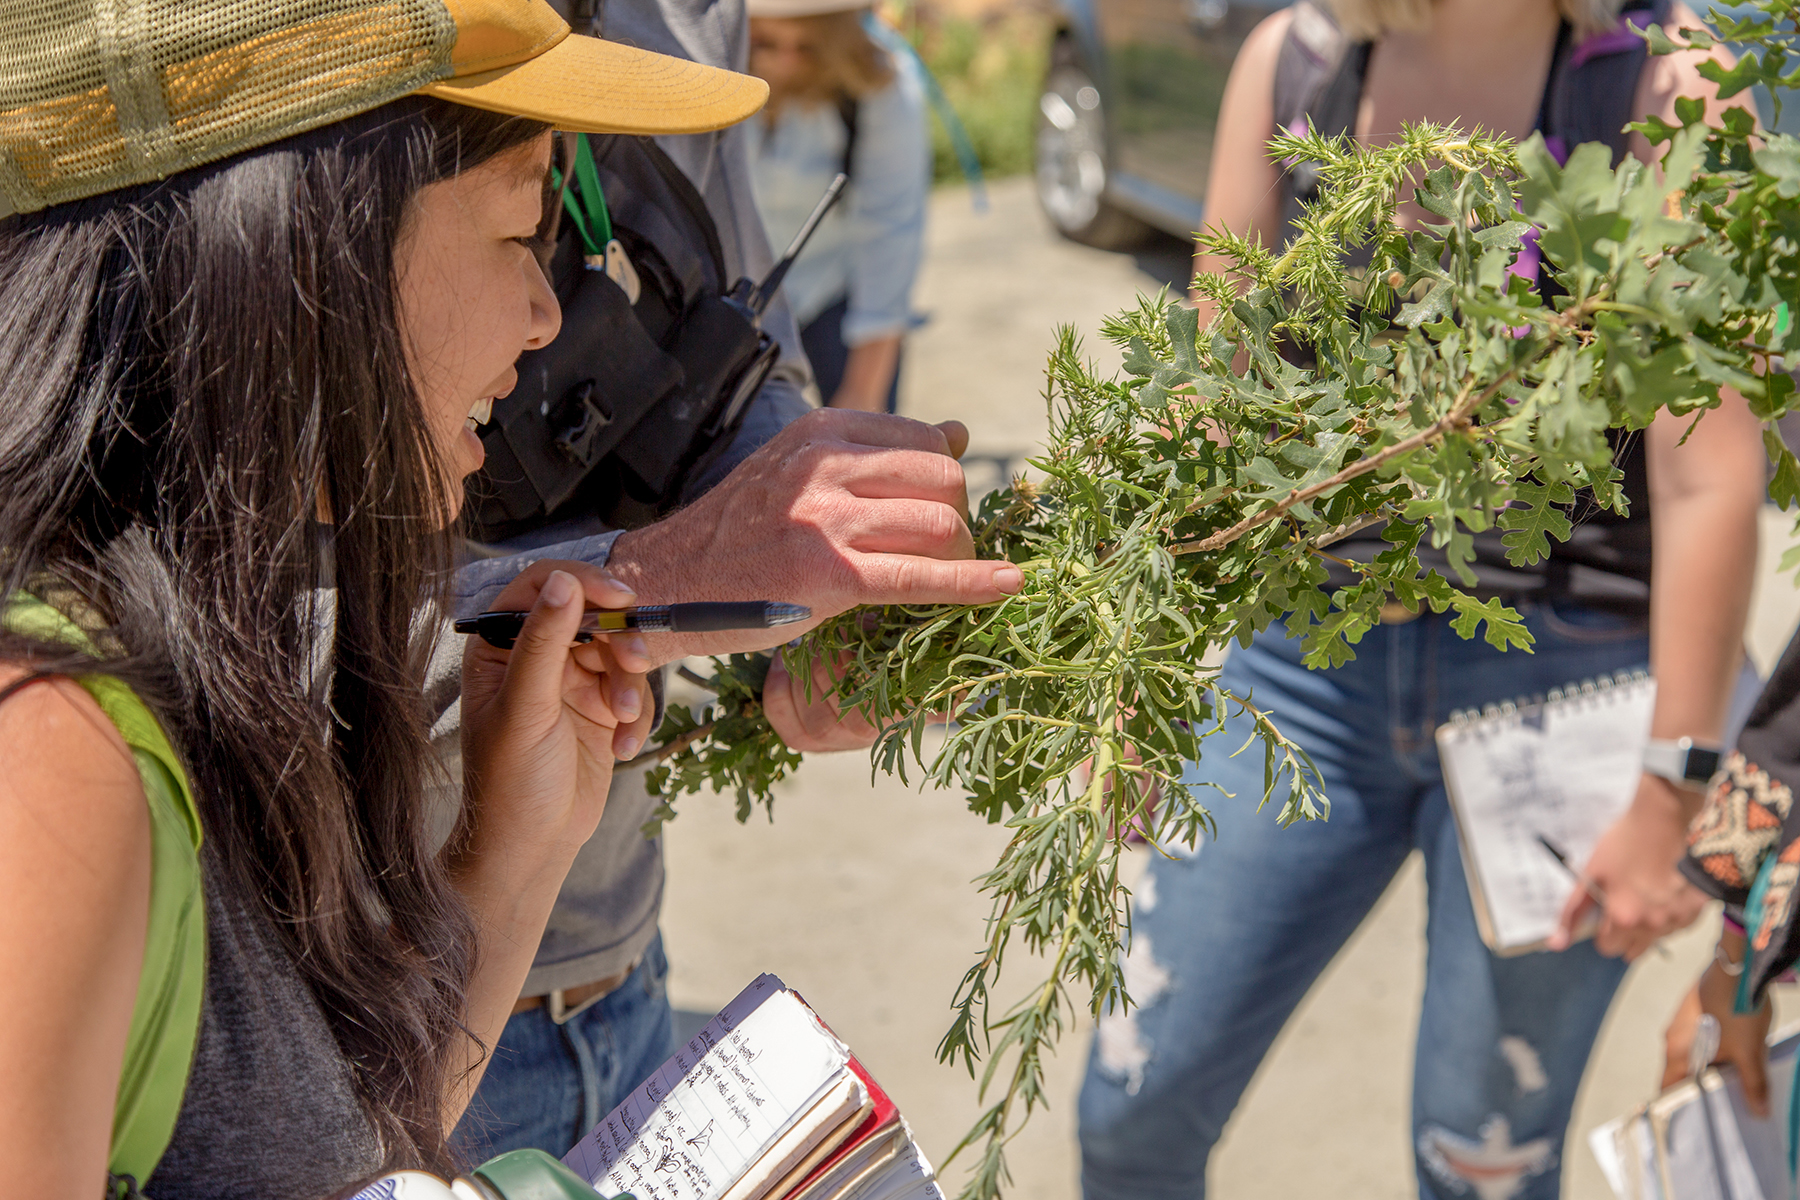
(1542, 0, 1673, 165)
(1271, 1, 1365, 237)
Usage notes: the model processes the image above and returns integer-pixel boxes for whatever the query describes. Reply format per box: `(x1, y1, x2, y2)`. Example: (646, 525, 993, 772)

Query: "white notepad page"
(563, 976, 850, 1200)
(1436, 672, 1654, 954)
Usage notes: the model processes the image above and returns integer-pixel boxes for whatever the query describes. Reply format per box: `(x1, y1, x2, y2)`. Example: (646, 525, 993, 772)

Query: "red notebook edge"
(779, 1055, 902, 1199)
(784, 989, 901, 1136)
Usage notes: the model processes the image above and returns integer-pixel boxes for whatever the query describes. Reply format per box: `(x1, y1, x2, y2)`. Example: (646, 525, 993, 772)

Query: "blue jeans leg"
(1413, 790, 1628, 1199)
(1079, 623, 1423, 1200)
(1077, 605, 1649, 1200)
(800, 296, 903, 414)
(451, 931, 674, 1161)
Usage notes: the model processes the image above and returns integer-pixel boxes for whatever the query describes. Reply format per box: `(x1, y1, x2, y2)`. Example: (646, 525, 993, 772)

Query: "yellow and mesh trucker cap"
(0, 0, 769, 216)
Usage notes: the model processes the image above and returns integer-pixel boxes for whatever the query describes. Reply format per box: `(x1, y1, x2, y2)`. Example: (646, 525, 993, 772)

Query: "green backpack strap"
(2, 597, 206, 1189)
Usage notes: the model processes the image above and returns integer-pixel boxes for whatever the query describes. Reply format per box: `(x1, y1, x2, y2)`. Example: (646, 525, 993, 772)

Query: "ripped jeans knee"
(1417, 1115, 1557, 1200)
(1093, 930, 1175, 1097)
(1414, 1034, 1564, 1200)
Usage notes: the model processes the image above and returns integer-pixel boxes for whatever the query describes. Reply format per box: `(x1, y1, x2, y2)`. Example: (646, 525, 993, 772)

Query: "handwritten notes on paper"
(564, 978, 850, 1200)
(1437, 673, 1654, 953)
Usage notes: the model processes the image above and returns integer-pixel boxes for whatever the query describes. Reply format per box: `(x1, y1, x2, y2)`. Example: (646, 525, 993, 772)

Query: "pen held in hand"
(1535, 834, 1609, 910)
(1534, 833, 1671, 958)
(454, 601, 811, 650)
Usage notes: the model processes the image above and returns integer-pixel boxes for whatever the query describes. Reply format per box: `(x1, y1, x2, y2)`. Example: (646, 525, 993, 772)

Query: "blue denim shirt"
(746, 46, 929, 344)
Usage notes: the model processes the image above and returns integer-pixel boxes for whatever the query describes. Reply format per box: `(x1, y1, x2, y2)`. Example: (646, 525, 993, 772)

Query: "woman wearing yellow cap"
(0, 2, 765, 1195)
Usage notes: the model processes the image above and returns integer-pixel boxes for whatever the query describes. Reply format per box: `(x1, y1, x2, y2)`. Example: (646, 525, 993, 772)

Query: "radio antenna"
(750, 173, 849, 315)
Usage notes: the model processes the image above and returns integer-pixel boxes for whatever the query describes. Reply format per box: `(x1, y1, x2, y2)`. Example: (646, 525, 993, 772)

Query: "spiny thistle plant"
(645, 6, 1800, 1195)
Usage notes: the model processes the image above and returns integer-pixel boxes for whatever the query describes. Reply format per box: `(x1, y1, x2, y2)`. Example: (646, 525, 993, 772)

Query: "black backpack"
(466, 132, 779, 540)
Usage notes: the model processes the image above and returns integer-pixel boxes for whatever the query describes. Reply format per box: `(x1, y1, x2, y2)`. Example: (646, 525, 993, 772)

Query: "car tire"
(1034, 40, 1151, 250)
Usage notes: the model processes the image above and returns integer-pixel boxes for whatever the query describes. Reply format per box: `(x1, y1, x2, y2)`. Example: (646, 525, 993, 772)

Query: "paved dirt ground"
(658, 176, 1800, 1200)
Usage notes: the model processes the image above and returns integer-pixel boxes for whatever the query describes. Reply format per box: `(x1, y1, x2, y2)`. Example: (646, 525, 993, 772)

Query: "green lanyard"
(554, 134, 613, 258)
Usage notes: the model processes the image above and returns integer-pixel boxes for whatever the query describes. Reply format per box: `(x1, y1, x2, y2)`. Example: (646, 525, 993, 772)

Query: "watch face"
(1687, 746, 1722, 783)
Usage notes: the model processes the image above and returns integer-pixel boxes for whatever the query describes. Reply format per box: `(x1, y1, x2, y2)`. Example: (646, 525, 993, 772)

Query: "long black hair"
(0, 96, 548, 1169)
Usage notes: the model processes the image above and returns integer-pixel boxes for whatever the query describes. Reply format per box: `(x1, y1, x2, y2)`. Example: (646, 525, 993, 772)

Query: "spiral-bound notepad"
(1436, 670, 1655, 955)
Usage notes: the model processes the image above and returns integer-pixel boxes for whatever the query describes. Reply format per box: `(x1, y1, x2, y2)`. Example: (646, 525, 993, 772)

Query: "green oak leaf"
(1498, 480, 1577, 565)
(1450, 594, 1533, 651)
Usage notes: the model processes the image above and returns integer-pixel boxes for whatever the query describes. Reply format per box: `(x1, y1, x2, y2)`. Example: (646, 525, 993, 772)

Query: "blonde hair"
(753, 10, 897, 117)
(1324, 0, 1626, 42)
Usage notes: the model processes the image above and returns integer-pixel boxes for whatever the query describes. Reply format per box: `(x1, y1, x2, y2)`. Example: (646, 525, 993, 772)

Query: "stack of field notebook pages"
(561, 974, 945, 1200)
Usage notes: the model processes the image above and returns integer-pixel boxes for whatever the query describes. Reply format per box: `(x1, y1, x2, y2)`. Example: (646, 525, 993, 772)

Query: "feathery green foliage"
(646, 9, 1800, 1195)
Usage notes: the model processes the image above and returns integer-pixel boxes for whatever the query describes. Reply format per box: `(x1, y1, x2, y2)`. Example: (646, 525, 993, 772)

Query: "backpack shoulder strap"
(2, 597, 205, 1192)
(1273, 1, 1372, 236)
(1273, 0, 1351, 138)
(1542, 0, 1673, 165)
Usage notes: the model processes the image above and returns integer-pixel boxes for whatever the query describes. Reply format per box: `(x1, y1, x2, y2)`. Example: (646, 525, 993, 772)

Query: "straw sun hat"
(0, 0, 770, 216)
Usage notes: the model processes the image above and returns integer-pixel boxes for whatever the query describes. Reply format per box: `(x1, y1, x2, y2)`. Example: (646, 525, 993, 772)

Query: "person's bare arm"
(1553, 394, 1764, 958)
(1551, 3, 1762, 958)
(0, 669, 150, 1196)
(1627, 1, 1744, 166)
(828, 335, 903, 412)
(606, 409, 1021, 667)
(1190, 8, 1292, 324)
(1643, 399, 1764, 767)
(447, 566, 650, 1120)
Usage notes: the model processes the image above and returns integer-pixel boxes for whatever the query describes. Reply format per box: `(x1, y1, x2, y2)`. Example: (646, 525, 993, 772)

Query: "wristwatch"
(1642, 737, 1723, 791)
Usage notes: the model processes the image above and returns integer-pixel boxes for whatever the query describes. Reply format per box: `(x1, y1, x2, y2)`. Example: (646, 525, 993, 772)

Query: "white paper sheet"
(1437, 674, 1654, 952)
(562, 979, 850, 1200)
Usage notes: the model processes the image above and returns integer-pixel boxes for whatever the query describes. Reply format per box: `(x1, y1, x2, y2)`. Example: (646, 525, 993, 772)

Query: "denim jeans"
(451, 932, 673, 1162)
(1077, 605, 1655, 1200)
(801, 296, 903, 414)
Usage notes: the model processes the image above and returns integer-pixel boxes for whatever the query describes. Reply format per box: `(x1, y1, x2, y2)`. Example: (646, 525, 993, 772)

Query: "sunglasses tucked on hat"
(0, 0, 769, 216)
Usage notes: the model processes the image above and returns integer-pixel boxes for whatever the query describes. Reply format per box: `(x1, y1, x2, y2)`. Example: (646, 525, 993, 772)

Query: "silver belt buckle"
(545, 953, 643, 1025)
(548, 987, 606, 1026)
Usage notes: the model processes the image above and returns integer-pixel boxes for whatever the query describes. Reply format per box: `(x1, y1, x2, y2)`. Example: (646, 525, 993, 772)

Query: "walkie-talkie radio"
(466, 132, 847, 543)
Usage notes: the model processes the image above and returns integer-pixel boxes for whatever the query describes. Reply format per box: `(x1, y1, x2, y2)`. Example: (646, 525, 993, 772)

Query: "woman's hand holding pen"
(458, 559, 654, 871)
(449, 559, 652, 1116)
(1551, 774, 1706, 960)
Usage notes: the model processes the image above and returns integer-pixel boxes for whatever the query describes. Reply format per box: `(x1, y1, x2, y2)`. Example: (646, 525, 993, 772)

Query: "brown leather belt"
(512, 964, 635, 1024)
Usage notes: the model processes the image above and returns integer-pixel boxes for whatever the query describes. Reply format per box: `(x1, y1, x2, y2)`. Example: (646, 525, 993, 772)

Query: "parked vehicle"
(1034, 0, 1795, 251)
(1035, 0, 1286, 247)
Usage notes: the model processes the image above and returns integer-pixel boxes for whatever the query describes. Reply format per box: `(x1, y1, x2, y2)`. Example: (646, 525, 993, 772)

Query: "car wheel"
(1034, 44, 1150, 250)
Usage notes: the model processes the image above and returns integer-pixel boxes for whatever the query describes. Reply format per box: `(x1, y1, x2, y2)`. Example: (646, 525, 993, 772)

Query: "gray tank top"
(146, 852, 384, 1199)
